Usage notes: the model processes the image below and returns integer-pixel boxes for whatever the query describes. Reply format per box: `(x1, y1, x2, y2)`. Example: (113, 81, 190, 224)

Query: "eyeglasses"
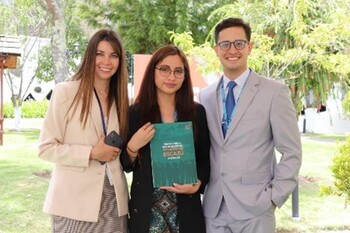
(155, 66, 185, 79)
(217, 40, 249, 51)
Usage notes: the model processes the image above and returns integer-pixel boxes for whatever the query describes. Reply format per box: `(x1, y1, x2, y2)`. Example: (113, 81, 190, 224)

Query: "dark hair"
(69, 29, 129, 139)
(135, 44, 195, 125)
(214, 17, 252, 43)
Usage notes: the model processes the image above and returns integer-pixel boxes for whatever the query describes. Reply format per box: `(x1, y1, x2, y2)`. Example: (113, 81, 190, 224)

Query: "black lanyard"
(94, 88, 107, 165)
(93, 88, 107, 136)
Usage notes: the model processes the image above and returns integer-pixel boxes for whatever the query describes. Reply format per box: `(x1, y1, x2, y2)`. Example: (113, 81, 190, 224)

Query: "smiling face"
(154, 54, 185, 98)
(94, 40, 119, 82)
(214, 26, 253, 80)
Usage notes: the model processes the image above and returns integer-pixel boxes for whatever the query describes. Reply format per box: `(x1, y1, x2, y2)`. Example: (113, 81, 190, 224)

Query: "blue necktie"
(223, 81, 237, 137)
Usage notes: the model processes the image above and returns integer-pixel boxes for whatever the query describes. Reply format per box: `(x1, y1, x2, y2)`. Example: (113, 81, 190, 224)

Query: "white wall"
(299, 98, 350, 135)
(3, 36, 53, 102)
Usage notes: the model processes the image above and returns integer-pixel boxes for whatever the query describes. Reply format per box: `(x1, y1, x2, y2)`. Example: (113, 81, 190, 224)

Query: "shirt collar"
(223, 68, 250, 88)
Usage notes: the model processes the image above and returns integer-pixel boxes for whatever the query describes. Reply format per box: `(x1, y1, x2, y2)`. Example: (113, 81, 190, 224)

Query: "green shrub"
(21, 100, 49, 118)
(3, 102, 14, 118)
(330, 136, 350, 207)
(3, 100, 49, 118)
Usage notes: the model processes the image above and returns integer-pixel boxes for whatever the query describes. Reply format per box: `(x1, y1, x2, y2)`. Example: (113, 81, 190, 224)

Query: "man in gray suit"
(199, 17, 302, 233)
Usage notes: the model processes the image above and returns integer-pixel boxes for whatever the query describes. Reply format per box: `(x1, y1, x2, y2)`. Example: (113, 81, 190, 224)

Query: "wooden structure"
(0, 36, 21, 145)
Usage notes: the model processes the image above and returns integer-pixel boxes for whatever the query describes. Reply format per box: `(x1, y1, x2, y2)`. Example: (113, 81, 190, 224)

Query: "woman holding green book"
(120, 44, 210, 233)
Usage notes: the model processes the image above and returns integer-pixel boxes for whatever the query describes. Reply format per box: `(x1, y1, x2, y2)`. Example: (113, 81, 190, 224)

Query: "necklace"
(96, 87, 109, 95)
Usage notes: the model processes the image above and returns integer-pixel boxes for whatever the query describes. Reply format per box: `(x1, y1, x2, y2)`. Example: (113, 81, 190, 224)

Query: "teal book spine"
(150, 121, 198, 187)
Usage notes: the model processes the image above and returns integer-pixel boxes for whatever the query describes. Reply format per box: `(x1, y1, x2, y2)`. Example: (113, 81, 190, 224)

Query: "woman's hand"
(90, 136, 121, 162)
(127, 122, 155, 153)
(160, 180, 202, 195)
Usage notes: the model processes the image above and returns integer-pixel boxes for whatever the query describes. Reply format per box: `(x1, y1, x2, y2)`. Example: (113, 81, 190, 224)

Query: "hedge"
(3, 100, 49, 118)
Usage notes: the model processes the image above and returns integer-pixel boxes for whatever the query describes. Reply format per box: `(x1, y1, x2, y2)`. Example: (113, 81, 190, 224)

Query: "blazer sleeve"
(38, 83, 92, 167)
(270, 84, 302, 207)
(194, 103, 211, 194)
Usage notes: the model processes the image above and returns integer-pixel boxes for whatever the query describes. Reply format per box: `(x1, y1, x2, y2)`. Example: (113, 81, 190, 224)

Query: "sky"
(0, 0, 12, 4)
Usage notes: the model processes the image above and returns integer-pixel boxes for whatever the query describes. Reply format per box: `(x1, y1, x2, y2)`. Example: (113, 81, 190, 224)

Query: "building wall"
(300, 99, 350, 134)
(3, 36, 52, 103)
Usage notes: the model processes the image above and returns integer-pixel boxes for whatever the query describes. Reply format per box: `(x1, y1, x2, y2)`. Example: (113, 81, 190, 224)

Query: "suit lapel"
(207, 79, 225, 141)
(224, 72, 260, 140)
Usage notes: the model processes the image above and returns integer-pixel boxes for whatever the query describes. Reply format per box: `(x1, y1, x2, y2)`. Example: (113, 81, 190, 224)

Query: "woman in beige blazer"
(38, 29, 129, 233)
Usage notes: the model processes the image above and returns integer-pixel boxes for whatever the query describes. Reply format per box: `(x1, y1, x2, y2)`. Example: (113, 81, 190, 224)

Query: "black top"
(120, 102, 210, 233)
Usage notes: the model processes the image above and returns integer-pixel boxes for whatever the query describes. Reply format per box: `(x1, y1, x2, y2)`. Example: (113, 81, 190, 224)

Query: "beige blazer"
(38, 80, 128, 222)
(199, 70, 302, 220)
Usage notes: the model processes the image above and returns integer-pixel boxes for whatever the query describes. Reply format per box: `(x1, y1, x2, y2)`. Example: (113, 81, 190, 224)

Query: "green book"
(150, 121, 198, 187)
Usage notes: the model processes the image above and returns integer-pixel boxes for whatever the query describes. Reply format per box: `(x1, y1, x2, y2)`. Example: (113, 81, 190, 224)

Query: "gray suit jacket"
(199, 70, 302, 220)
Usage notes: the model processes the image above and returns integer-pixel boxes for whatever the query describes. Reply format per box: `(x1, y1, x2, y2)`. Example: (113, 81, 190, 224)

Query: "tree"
(1, 0, 87, 85)
(0, 0, 48, 36)
(77, 0, 228, 54)
(1, 0, 49, 130)
(1, 0, 88, 130)
(0, 2, 17, 33)
(4, 37, 50, 130)
(343, 91, 350, 118)
(35, 0, 89, 83)
(171, 0, 350, 113)
(36, 0, 69, 84)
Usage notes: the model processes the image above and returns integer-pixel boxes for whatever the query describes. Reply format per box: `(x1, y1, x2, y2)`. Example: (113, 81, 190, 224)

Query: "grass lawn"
(0, 129, 52, 233)
(276, 134, 350, 233)
(0, 121, 350, 233)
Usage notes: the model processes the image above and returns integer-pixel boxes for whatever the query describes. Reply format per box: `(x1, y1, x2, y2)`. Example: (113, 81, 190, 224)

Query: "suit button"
(136, 182, 139, 185)
(133, 209, 138, 213)
(221, 172, 225, 176)
(265, 184, 272, 191)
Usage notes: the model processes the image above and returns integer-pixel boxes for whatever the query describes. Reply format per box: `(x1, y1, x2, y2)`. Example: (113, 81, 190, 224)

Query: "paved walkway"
(3, 118, 43, 130)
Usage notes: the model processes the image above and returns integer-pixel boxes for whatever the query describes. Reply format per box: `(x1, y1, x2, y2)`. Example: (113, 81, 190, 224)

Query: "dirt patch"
(299, 175, 318, 185)
(33, 170, 51, 179)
